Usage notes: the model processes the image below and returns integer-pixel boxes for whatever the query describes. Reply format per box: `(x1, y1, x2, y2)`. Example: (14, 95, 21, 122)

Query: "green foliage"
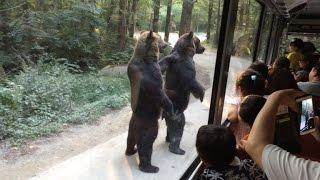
(10, 3, 104, 61)
(0, 63, 129, 142)
(101, 40, 135, 65)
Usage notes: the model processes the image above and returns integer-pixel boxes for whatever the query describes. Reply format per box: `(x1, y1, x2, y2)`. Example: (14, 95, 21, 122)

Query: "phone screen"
(297, 96, 316, 135)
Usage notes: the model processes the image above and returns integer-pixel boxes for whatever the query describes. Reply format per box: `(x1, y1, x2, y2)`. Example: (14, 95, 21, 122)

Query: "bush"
(100, 37, 135, 66)
(10, 3, 104, 60)
(0, 63, 129, 142)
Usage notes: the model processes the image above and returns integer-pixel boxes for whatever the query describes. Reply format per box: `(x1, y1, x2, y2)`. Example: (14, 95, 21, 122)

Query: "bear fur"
(125, 31, 173, 173)
(159, 32, 205, 155)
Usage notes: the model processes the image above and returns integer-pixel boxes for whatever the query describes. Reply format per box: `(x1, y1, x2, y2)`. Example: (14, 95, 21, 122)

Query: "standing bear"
(125, 31, 174, 173)
(159, 32, 205, 155)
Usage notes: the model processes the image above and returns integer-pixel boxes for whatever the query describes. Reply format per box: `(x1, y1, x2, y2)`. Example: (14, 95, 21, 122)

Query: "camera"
(296, 95, 316, 135)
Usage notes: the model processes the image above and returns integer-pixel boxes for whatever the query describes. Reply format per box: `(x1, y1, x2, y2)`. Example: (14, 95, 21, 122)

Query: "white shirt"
(262, 144, 320, 180)
(297, 81, 320, 96)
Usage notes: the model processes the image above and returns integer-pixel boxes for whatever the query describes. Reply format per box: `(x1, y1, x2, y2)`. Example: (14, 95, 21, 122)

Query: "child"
(287, 38, 304, 72)
(238, 95, 267, 140)
(196, 125, 266, 180)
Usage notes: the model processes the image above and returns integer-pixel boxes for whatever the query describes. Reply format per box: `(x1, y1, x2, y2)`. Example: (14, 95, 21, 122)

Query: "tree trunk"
(36, 0, 46, 11)
(238, 0, 244, 30)
(206, 0, 213, 41)
(0, 65, 5, 81)
(129, 0, 138, 37)
(0, 0, 10, 51)
(106, 0, 118, 32)
(245, 0, 250, 32)
(126, 0, 132, 34)
(118, 0, 128, 50)
(214, 0, 221, 46)
(179, 0, 195, 36)
(164, 0, 172, 42)
(152, 0, 160, 33)
(149, 12, 153, 30)
(53, 0, 62, 10)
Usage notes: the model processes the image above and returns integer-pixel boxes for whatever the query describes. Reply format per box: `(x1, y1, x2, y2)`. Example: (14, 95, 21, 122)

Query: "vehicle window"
(279, 34, 320, 56)
(257, 10, 273, 62)
(0, 0, 221, 178)
(221, 0, 262, 121)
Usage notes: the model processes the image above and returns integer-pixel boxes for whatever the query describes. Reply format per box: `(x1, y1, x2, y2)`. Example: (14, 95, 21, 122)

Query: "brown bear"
(159, 32, 205, 155)
(125, 31, 174, 173)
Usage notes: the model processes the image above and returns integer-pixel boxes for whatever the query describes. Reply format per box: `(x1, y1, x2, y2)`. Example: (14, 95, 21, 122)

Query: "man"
(298, 64, 320, 96)
(240, 89, 320, 180)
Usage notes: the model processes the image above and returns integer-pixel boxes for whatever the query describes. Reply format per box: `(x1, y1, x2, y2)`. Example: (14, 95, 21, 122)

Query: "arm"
(127, 63, 142, 112)
(160, 90, 174, 117)
(311, 117, 320, 142)
(240, 89, 304, 167)
(159, 55, 173, 73)
(190, 79, 205, 102)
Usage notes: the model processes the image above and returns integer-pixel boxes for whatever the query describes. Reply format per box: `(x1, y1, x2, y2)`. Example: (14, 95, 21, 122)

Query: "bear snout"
(196, 46, 205, 54)
(159, 43, 168, 53)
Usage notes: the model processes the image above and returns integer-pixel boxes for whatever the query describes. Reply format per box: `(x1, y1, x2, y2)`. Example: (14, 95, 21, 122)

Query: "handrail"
(257, 0, 308, 18)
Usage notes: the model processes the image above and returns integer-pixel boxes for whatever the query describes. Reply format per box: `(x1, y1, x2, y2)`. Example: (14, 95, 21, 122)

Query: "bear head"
(173, 32, 206, 55)
(133, 30, 167, 61)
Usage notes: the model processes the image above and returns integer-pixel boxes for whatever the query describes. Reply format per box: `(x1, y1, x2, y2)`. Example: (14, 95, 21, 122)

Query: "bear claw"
(169, 146, 185, 155)
(139, 164, 159, 173)
(125, 148, 137, 156)
(165, 136, 170, 142)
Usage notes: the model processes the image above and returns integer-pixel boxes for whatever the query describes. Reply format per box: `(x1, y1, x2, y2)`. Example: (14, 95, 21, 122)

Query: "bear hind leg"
(125, 117, 137, 156)
(137, 126, 159, 173)
(168, 113, 186, 155)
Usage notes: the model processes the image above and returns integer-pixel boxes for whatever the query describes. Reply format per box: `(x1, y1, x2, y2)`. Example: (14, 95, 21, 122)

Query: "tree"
(179, 0, 195, 36)
(164, 0, 173, 42)
(214, 0, 221, 46)
(0, 0, 10, 51)
(206, 0, 213, 41)
(245, 0, 251, 31)
(152, 0, 161, 33)
(36, 0, 46, 11)
(118, 0, 128, 50)
(106, 0, 118, 31)
(129, 0, 138, 37)
(238, 0, 245, 30)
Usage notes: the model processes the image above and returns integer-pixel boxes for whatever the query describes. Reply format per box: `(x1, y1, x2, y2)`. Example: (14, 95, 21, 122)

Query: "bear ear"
(188, 31, 194, 39)
(140, 30, 147, 35)
(147, 30, 154, 39)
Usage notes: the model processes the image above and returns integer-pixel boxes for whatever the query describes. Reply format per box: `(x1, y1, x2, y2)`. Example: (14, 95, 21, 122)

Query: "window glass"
(221, 0, 262, 121)
(0, 0, 222, 178)
(257, 10, 273, 62)
(279, 34, 320, 56)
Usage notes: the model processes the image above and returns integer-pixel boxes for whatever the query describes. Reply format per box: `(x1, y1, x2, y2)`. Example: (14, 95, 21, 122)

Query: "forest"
(0, 0, 259, 143)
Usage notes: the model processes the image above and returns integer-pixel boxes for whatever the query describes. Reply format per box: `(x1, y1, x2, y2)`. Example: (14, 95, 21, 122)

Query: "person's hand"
(270, 89, 306, 112)
(311, 116, 320, 142)
(227, 104, 239, 123)
(239, 139, 249, 152)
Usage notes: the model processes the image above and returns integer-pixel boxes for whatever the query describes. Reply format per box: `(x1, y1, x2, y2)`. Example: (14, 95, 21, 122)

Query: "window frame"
(180, 0, 279, 178)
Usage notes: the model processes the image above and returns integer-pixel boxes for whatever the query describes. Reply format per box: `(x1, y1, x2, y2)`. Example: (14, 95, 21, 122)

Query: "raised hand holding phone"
(296, 95, 316, 135)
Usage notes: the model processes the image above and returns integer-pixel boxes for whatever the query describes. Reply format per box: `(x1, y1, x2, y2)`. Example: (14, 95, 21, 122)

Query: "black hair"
(303, 41, 316, 54)
(236, 69, 265, 97)
(313, 64, 320, 77)
(267, 68, 298, 93)
(196, 125, 236, 167)
(273, 57, 290, 70)
(248, 61, 268, 79)
(239, 95, 266, 126)
(290, 38, 304, 50)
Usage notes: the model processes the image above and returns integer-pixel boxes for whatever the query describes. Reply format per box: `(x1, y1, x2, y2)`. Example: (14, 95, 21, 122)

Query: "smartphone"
(296, 95, 316, 135)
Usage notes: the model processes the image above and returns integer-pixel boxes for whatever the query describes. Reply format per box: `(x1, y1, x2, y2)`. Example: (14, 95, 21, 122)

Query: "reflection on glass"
(257, 10, 273, 62)
(222, 0, 262, 121)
